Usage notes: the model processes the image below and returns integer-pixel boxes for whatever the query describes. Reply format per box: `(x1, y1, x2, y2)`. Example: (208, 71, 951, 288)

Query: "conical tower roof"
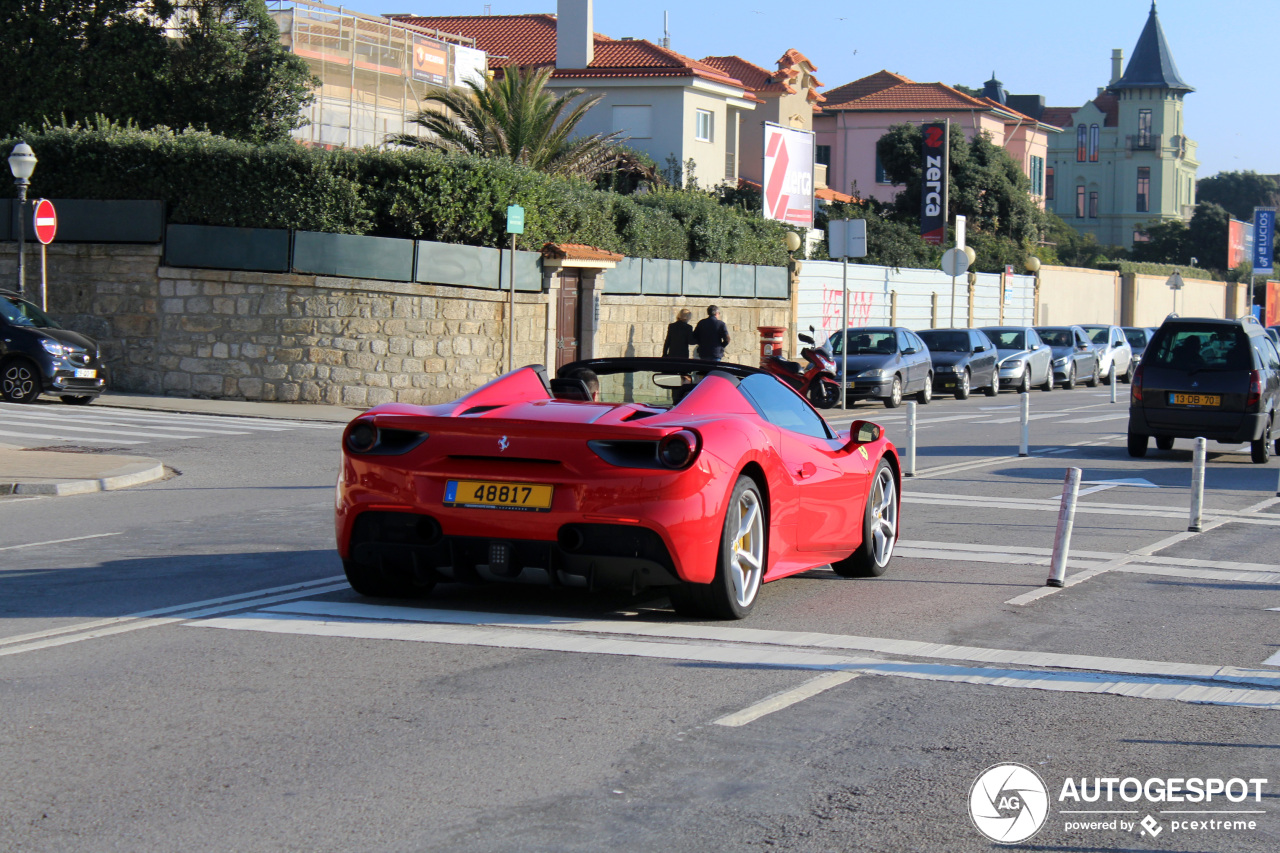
(1112, 2, 1193, 92)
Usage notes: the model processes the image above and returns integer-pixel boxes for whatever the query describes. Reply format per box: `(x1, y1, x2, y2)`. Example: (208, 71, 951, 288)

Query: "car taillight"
(1247, 370, 1263, 410)
(1130, 363, 1144, 404)
(658, 430, 700, 469)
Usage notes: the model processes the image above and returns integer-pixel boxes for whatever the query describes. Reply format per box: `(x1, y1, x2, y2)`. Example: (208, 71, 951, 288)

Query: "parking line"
(0, 532, 122, 552)
(712, 672, 859, 727)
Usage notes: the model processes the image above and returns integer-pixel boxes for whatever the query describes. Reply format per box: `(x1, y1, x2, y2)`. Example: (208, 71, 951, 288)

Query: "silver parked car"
(979, 326, 1055, 393)
(1080, 324, 1135, 383)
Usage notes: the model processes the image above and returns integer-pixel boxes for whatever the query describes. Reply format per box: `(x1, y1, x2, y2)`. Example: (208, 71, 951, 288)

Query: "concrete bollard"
(1046, 467, 1083, 587)
(1019, 392, 1030, 457)
(1110, 372, 1118, 404)
(904, 401, 917, 477)
(1189, 437, 1206, 532)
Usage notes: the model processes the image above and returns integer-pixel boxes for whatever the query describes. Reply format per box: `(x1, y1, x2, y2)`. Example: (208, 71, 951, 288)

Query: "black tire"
(1, 357, 42, 404)
(1085, 362, 1099, 387)
(1017, 366, 1031, 395)
(1127, 432, 1149, 458)
(807, 380, 839, 409)
(1155, 435, 1175, 451)
(1251, 418, 1273, 464)
(955, 369, 971, 400)
(916, 374, 933, 404)
(833, 459, 898, 578)
(342, 557, 435, 599)
(1120, 361, 1133, 384)
(1040, 365, 1054, 392)
(1062, 364, 1076, 391)
(670, 476, 766, 619)
(60, 395, 94, 405)
(883, 375, 903, 409)
(984, 368, 999, 397)
(1103, 365, 1115, 385)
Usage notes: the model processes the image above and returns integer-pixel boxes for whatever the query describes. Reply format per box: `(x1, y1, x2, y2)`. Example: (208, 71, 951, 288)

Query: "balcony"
(1126, 134, 1161, 152)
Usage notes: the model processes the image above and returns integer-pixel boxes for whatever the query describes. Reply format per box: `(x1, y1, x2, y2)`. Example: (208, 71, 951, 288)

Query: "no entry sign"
(33, 199, 56, 245)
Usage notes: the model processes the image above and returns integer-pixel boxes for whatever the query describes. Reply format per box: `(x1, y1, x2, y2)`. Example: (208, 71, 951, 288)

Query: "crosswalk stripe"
(1, 411, 251, 436)
(0, 428, 146, 445)
(0, 419, 201, 440)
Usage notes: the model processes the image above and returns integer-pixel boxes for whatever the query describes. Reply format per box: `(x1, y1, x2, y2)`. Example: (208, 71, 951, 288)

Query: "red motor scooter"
(763, 326, 842, 409)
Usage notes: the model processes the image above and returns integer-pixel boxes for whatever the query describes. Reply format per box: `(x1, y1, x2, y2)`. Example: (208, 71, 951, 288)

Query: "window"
(1137, 166, 1150, 213)
(1088, 124, 1099, 162)
(1077, 125, 1087, 161)
(1133, 229, 1150, 243)
(1029, 155, 1044, 195)
(1046, 167, 1055, 201)
(1088, 190, 1099, 219)
(612, 105, 652, 139)
(1076, 185, 1086, 218)
(875, 154, 890, 183)
(695, 109, 713, 142)
(1138, 109, 1152, 147)
(815, 145, 831, 166)
(739, 375, 832, 439)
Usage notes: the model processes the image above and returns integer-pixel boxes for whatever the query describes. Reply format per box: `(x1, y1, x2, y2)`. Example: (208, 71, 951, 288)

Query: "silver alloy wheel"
(2, 363, 38, 402)
(890, 376, 902, 406)
(728, 487, 764, 608)
(957, 369, 970, 397)
(868, 466, 898, 567)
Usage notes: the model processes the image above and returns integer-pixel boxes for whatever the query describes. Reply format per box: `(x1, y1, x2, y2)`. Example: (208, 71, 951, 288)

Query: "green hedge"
(1095, 260, 1217, 281)
(2, 124, 790, 265)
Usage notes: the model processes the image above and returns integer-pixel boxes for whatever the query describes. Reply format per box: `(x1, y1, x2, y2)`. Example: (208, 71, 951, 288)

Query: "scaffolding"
(267, 1, 484, 149)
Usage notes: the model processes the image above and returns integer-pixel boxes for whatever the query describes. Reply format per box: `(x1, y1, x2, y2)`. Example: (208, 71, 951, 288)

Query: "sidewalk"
(0, 394, 362, 497)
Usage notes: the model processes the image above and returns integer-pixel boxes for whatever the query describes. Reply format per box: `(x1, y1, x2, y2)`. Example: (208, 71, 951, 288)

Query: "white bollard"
(1046, 467, 1083, 587)
(1019, 392, 1030, 457)
(1188, 437, 1206, 532)
(1275, 462, 1280, 499)
(904, 401, 917, 477)
(1110, 372, 1118, 404)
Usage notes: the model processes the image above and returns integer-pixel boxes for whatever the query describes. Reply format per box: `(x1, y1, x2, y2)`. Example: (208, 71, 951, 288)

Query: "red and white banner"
(762, 123, 814, 228)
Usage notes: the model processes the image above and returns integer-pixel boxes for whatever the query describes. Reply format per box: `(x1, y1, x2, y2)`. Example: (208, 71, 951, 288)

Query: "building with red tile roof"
(388, 3, 759, 185)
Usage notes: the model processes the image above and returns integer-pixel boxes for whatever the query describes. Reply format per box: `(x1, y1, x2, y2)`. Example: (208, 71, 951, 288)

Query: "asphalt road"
(1, 386, 1278, 852)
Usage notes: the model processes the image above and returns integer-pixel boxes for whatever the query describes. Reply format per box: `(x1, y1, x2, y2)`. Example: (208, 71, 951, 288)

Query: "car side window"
(1027, 329, 1041, 348)
(896, 329, 912, 352)
(1258, 337, 1280, 372)
(739, 374, 833, 440)
(908, 331, 926, 352)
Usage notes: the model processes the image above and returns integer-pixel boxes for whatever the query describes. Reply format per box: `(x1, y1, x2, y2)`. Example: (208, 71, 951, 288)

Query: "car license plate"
(73, 369, 96, 379)
(1170, 392, 1220, 407)
(444, 479, 553, 512)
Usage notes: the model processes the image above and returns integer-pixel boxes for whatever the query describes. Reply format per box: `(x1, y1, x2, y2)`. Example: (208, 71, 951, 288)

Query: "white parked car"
(1080, 324, 1134, 383)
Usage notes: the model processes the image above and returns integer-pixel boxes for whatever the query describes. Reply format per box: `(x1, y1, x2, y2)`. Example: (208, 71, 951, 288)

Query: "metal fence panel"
(641, 258, 681, 295)
(604, 257, 642, 294)
(681, 261, 721, 297)
(165, 224, 290, 272)
(293, 231, 415, 281)
(720, 263, 755, 297)
(417, 241, 501, 289)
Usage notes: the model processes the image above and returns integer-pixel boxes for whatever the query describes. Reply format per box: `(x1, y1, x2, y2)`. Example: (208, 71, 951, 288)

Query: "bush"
(2, 123, 789, 265)
(1095, 261, 1217, 281)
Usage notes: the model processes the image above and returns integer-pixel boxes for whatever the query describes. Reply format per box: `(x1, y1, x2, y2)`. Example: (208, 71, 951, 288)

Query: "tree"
(164, 1, 317, 143)
(1186, 202, 1232, 270)
(1196, 171, 1280, 221)
(391, 65, 622, 179)
(1129, 218, 1189, 265)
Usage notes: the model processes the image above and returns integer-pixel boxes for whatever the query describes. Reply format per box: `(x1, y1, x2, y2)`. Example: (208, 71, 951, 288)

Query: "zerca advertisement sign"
(762, 123, 815, 228)
(920, 121, 949, 245)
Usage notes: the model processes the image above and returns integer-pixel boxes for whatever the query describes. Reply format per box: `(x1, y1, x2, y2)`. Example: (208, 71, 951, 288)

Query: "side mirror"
(973, 345, 986, 353)
(1030, 343, 1040, 350)
(902, 347, 917, 355)
(844, 420, 882, 448)
(798, 333, 815, 345)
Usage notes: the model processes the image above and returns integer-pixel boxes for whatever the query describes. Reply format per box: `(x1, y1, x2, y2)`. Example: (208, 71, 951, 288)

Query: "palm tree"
(389, 65, 623, 179)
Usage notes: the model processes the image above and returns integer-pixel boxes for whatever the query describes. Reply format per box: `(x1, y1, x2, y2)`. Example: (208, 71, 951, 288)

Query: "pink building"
(813, 71, 1059, 208)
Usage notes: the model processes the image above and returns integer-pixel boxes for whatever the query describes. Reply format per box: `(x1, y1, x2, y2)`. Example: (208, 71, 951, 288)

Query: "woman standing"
(662, 308, 696, 358)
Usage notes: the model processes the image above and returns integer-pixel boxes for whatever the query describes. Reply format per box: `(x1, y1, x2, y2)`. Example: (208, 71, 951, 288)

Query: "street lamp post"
(8, 142, 38, 299)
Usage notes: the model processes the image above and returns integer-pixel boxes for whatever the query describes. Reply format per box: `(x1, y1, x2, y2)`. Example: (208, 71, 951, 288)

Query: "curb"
(0, 462, 167, 497)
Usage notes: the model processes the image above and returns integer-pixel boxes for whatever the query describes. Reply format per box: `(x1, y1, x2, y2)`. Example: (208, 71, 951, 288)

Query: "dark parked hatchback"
(0, 290, 108, 404)
(1128, 316, 1280, 462)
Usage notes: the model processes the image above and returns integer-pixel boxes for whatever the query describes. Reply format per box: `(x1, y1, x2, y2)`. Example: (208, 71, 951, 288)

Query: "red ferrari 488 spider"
(336, 358, 900, 619)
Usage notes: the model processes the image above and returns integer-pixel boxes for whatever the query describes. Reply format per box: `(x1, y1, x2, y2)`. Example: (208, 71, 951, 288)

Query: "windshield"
(1085, 327, 1110, 344)
(0, 295, 61, 329)
(1124, 329, 1149, 349)
(1036, 328, 1074, 347)
(985, 329, 1025, 350)
(918, 331, 969, 352)
(1145, 328, 1251, 372)
(828, 330, 896, 356)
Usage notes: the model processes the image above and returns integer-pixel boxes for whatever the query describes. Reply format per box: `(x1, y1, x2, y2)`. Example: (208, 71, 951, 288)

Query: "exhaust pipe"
(557, 525, 585, 553)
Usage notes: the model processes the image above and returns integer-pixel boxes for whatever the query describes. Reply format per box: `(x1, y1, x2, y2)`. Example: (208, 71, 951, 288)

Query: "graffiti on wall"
(818, 287, 875, 331)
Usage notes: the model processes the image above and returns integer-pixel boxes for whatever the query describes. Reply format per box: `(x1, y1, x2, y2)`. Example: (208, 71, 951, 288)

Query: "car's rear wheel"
(1, 358, 41, 404)
(833, 460, 898, 578)
(1103, 365, 1116, 385)
(1120, 362, 1133, 383)
(1062, 364, 1076, 390)
(883, 375, 902, 408)
(342, 557, 435, 599)
(1251, 417, 1273, 464)
(1155, 435, 1175, 451)
(670, 476, 765, 619)
(916, 374, 933, 404)
(1040, 365, 1054, 392)
(807, 380, 839, 409)
(984, 369, 999, 397)
(955, 369, 970, 400)
(60, 395, 94, 405)
(1127, 432, 1149, 457)
(1085, 362, 1099, 387)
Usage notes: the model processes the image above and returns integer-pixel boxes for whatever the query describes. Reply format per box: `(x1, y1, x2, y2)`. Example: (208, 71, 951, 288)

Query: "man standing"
(693, 305, 730, 361)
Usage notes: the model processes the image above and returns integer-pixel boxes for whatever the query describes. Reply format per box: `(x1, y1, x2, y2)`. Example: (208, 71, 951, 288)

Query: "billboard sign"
(762, 122, 814, 228)
(412, 37, 447, 84)
(1254, 207, 1276, 275)
(920, 122, 948, 244)
(452, 44, 488, 89)
(1228, 218, 1254, 269)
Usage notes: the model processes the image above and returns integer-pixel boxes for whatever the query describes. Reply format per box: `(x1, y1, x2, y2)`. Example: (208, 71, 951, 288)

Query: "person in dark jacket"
(662, 308, 696, 358)
(693, 305, 730, 361)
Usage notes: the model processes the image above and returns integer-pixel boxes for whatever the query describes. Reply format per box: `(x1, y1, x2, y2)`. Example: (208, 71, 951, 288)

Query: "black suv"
(0, 289, 108, 404)
(1128, 316, 1280, 462)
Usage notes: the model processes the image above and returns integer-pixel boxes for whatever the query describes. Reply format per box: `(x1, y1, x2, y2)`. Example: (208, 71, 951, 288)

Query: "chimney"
(1110, 48, 1124, 85)
(557, 0, 594, 69)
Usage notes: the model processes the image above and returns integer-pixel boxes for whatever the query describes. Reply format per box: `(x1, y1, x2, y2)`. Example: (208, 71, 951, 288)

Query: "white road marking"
(1059, 413, 1130, 424)
(0, 417, 202, 440)
(712, 672, 860, 727)
(904, 491, 1280, 525)
(0, 428, 146, 445)
(196, 609, 1280, 710)
(2, 410, 255, 436)
(0, 532, 122, 552)
(1264, 650, 1280, 667)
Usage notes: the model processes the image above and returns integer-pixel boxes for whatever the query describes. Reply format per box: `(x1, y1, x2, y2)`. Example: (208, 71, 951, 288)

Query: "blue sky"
(346, 0, 1276, 178)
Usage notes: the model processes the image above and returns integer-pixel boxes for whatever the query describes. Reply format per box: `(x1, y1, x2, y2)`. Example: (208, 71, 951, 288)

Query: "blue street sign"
(506, 204, 525, 235)
(1253, 207, 1275, 275)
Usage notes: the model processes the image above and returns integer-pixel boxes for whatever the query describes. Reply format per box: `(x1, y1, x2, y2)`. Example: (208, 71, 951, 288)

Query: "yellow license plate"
(444, 479, 553, 512)
(1170, 393, 1220, 407)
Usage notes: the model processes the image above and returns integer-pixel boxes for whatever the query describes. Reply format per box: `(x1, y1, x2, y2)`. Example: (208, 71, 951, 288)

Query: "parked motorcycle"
(763, 327, 842, 409)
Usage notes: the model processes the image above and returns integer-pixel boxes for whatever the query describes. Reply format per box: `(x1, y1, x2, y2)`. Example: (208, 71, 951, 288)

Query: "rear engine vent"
(461, 405, 503, 415)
